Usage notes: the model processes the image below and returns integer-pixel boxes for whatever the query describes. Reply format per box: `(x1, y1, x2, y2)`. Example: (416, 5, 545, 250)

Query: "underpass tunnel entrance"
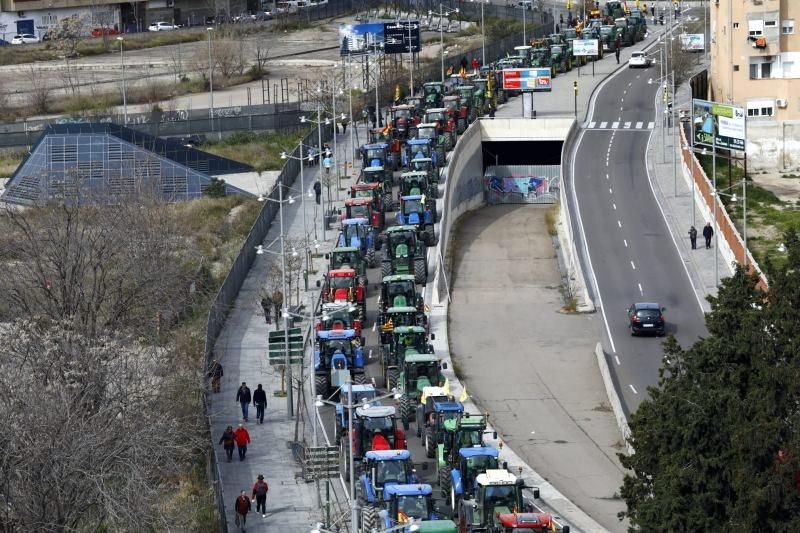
(481, 140, 564, 206)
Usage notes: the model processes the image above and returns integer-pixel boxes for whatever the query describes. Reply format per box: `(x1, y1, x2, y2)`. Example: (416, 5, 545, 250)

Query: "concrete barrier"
(594, 343, 633, 455)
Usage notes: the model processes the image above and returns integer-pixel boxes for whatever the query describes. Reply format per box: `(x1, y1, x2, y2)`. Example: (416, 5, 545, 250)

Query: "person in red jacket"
(371, 429, 390, 451)
(234, 490, 251, 531)
(251, 474, 269, 518)
(233, 424, 251, 461)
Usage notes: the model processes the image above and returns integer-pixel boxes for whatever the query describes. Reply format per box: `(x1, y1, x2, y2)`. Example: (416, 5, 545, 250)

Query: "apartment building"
(711, 0, 800, 171)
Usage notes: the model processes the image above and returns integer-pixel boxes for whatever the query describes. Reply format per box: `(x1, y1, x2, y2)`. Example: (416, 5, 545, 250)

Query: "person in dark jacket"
(253, 384, 267, 424)
(219, 425, 235, 462)
(236, 382, 252, 421)
(703, 222, 714, 249)
(688, 226, 698, 249)
(234, 490, 251, 531)
(260, 296, 271, 324)
(208, 359, 223, 393)
(252, 475, 269, 518)
(313, 180, 322, 205)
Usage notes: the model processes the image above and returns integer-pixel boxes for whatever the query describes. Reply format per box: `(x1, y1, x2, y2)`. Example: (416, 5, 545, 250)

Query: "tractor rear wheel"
(414, 258, 427, 285)
(361, 504, 378, 533)
(399, 395, 412, 431)
(315, 374, 329, 400)
(386, 367, 399, 390)
(383, 192, 393, 211)
(354, 372, 367, 385)
(366, 248, 376, 268)
(424, 426, 436, 458)
(340, 439, 351, 480)
(457, 118, 466, 134)
(381, 261, 392, 278)
(439, 466, 452, 500)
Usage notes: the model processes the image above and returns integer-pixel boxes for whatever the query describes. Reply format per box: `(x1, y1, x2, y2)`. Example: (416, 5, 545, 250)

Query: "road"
(570, 48, 707, 413)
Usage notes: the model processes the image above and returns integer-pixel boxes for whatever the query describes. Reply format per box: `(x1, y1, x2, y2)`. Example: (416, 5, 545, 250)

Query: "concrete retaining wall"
(746, 121, 800, 174)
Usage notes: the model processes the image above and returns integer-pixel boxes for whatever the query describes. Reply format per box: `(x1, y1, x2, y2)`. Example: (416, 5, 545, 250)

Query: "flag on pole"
(443, 378, 451, 396)
(459, 386, 468, 403)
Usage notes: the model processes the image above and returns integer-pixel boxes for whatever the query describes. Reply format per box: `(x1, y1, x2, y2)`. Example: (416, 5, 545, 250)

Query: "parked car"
(628, 51, 652, 68)
(11, 34, 40, 44)
(91, 26, 121, 37)
(148, 21, 178, 31)
(254, 10, 273, 20)
(627, 302, 666, 336)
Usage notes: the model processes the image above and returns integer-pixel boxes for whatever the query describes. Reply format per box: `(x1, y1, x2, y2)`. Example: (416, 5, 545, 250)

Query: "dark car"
(627, 302, 666, 336)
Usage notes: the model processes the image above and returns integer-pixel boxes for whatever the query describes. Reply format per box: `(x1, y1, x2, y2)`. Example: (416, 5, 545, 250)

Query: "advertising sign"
(680, 33, 705, 52)
(383, 21, 421, 54)
(573, 39, 599, 56)
(502, 68, 552, 92)
(339, 23, 384, 56)
(692, 98, 746, 151)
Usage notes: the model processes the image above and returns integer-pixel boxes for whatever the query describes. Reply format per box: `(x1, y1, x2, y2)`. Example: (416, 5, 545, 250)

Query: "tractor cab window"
(397, 495, 428, 520)
(417, 128, 436, 140)
(329, 276, 353, 289)
(484, 485, 518, 512)
(332, 253, 356, 269)
(551, 45, 563, 54)
(376, 460, 406, 485)
(465, 454, 497, 474)
(389, 232, 413, 249)
(388, 282, 411, 297)
(394, 108, 412, 119)
(426, 112, 445, 123)
(355, 189, 372, 198)
(326, 339, 353, 355)
(391, 313, 415, 327)
(458, 429, 482, 448)
(353, 391, 375, 404)
(411, 159, 430, 171)
(350, 205, 369, 218)
(402, 198, 423, 214)
(343, 224, 362, 242)
(409, 362, 437, 385)
(366, 148, 384, 160)
(600, 26, 613, 36)
(362, 415, 393, 433)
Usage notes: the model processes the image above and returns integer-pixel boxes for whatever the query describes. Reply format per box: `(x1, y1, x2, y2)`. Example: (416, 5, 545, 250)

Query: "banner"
(502, 68, 552, 92)
(692, 98, 746, 151)
(383, 21, 421, 54)
(339, 23, 384, 56)
(680, 33, 704, 52)
(573, 39, 599, 56)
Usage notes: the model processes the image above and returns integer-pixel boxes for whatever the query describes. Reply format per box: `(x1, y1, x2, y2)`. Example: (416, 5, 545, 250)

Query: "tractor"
(496, 512, 570, 532)
(599, 24, 621, 52)
(341, 404, 406, 479)
(344, 197, 384, 232)
(360, 143, 391, 170)
(423, 108, 456, 151)
(404, 138, 439, 170)
(529, 42, 556, 77)
(328, 246, 368, 285)
(408, 157, 440, 185)
(360, 166, 394, 210)
(604, 0, 626, 20)
(350, 182, 386, 229)
(417, 520, 458, 533)
(443, 94, 468, 135)
(337, 218, 377, 268)
(382, 324, 436, 391)
(614, 17, 635, 47)
(379, 274, 423, 313)
(378, 225, 428, 284)
(550, 44, 572, 73)
(396, 194, 435, 243)
(470, 79, 490, 115)
(367, 129, 402, 171)
(455, 86, 479, 128)
(319, 268, 366, 318)
(314, 328, 366, 398)
(418, 395, 464, 458)
(626, 13, 646, 42)
(422, 81, 445, 109)
(411, 126, 445, 167)
(439, 446, 499, 510)
(456, 470, 547, 533)
(333, 383, 377, 443)
(396, 349, 445, 430)
(580, 28, 604, 59)
(317, 301, 363, 348)
(378, 306, 429, 348)
(362, 484, 443, 533)
(391, 104, 420, 140)
(400, 171, 438, 203)
(436, 415, 495, 497)
(357, 449, 419, 512)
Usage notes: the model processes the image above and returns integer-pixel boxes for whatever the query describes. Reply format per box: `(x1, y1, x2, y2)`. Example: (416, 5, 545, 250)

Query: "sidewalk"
(208, 125, 362, 532)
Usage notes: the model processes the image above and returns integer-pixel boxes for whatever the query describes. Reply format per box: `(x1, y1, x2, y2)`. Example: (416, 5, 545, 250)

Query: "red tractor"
(350, 182, 386, 228)
(390, 104, 420, 140)
(316, 301, 363, 345)
(496, 512, 571, 532)
(343, 197, 384, 231)
(443, 94, 469, 135)
(320, 268, 366, 319)
(423, 107, 456, 151)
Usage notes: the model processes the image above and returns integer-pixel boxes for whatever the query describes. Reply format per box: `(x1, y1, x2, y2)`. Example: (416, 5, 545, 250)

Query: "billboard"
(680, 33, 705, 52)
(502, 68, 552, 92)
(383, 21, 421, 54)
(692, 98, 746, 151)
(339, 23, 384, 56)
(573, 39, 599, 56)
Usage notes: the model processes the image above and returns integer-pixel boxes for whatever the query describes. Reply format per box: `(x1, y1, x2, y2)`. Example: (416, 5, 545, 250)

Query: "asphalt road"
(571, 50, 708, 413)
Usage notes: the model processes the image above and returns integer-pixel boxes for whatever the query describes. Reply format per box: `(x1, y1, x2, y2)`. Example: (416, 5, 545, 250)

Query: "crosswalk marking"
(624, 122, 632, 129)
(636, 121, 643, 129)
(589, 121, 597, 128)
(611, 122, 619, 129)
(600, 121, 608, 128)
(585, 121, 656, 131)
(647, 121, 655, 129)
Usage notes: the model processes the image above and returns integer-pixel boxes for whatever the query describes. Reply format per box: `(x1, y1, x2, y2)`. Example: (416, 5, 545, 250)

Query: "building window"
(747, 101, 775, 117)
(748, 20, 764, 37)
(749, 59, 774, 79)
(764, 20, 777, 29)
(783, 20, 795, 35)
(733, 22, 739, 29)
(733, 65, 739, 71)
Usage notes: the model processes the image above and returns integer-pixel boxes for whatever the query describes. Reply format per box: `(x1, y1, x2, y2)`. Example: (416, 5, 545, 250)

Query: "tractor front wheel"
(361, 504, 378, 533)
(354, 372, 367, 385)
(439, 466, 452, 500)
(366, 248, 376, 268)
(424, 426, 436, 458)
(399, 395, 412, 431)
(381, 261, 393, 278)
(315, 374, 329, 400)
(414, 258, 427, 285)
(386, 367, 399, 391)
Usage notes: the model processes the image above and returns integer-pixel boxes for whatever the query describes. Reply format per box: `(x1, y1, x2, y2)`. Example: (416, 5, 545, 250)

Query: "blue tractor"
(361, 484, 443, 532)
(403, 138, 438, 169)
(334, 383, 378, 444)
(360, 142, 391, 170)
(440, 446, 500, 510)
(314, 329, 366, 398)
(357, 449, 418, 511)
(338, 217, 377, 267)
(396, 195, 435, 245)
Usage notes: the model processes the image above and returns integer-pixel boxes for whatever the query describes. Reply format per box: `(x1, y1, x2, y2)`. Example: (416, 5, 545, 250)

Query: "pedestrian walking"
(253, 384, 267, 424)
(323, 155, 332, 176)
(219, 425, 236, 462)
(271, 290, 283, 326)
(341, 117, 349, 134)
(260, 296, 272, 324)
(313, 180, 322, 205)
(688, 226, 698, 250)
(703, 222, 714, 249)
(233, 423, 251, 461)
(234, 490, 251, 531)
(252, 474, 269, 518)
(208, 359, 223, 393)
(236, 382, 252, 421)
(615, 37, 621, 64)
(556, 23, 560, 34)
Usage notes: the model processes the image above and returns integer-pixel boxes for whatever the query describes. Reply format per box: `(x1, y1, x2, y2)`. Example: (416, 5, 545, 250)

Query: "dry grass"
(0, 150, 26, 179)
(545, 203, 559, 236)
(201, 130, 307, 173)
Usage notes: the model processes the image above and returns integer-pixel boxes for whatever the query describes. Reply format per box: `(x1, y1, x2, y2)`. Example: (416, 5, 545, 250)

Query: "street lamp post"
(207, 27, 215, 132)
(116, 37, 127, 125)
(281, 144, 317, 278)
(523, 1, 527, 46)
(429, 4, 459, 83)
(472, 0, 486, 66)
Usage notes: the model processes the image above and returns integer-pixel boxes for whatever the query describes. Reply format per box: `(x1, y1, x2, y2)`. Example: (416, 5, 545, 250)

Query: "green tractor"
(414, 124, 446, 167)
(471, 79, 490, 115)
(435, 414, 493, 491)
(626, 13, 646, 42)
(455, 85, 479, 124)
(361, 165, 394, 207)
(396, 350, 446, 431)
(604, 0, 626, 19)
(378, 306, 429, 348)
(599, 24, 621, 52)
(422, 81, 445, 110)
(399, 171, 437, 204)
(530, 45, 556, 78)
(456, 470, 542, 533)
(381, 324, 437, 393)
(379, 274, 423, 313)
(615, 17, 635, 47)
(581, 27, 604, 59)
(550, 44, 572, 73)
(378, 225, 428, 284)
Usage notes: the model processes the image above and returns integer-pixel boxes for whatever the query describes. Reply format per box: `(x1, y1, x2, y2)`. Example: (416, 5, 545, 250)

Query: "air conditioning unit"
(777, 99, 788, 108)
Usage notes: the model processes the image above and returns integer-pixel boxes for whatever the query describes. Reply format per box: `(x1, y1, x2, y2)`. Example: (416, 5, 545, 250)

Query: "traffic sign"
(502, 68, 552, 92)
(303, 445, 340, 481)
(573, 39, 599, 56)
(268, 328, 304, 365)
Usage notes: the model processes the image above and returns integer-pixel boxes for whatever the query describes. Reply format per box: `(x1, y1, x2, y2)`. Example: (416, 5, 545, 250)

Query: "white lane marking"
(636, 121, 643, 129)
(638, 283, 644, 295)
(589, 121, 597, 128)
(623, 90, 627, 95)
(606, 173, 609, 180)
(600, 121, 608, 128)
(372, 322, 377, 332)
(613, 203, 617, 210)
(617, 220, 622, 228)
(624, 239, 628, 247)
(629, 384, 638, 394)
(609, 188, 613, 194)
(615, 355, 621, 365)
(628, 82, 632, 87)
(611, 121, 619, 129)
(647, 121, 655, 129)
(369, 348, 373, 359)
(620, 107, 624, 111)
(631, 261, 636, 270)
(636, 75, 640, 79)
(624, 122, 632, 129)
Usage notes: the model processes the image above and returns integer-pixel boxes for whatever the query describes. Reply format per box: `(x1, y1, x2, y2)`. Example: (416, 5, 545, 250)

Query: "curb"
(594, 343, 633, 456)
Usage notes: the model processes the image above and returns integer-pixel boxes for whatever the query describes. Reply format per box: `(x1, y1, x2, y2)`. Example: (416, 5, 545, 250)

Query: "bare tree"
(49, 14, 87, 59)
(26, 64, 51, 114)
(253, 40, 270, 77)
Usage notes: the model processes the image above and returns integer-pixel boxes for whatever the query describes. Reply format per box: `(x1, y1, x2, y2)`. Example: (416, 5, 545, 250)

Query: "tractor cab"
(442, 94, 461, 117)
(350, 182, 385, 226)
(391, 104, 419, 140)
(379, 306, 428, 346)
(440, 413, 492, 469)
(399, 171, 435, 201)
(399, 351, 444, 416)
(423, 108, 455, 149)
(391, 325, 433, 359)
(320, 268, 366, 318)
(446, 447, 500, 505)
(405, 95, 424, 108)
(409, 157, 440, 183)
(350, 405, 406, 460)
(317, 301, 362, 343)
(361, 165, 389, 186)
(314, 329, 365, 397)
(337, 218, 376, 268)
(420, 396, 464, 458)
(380, 484, 440, 527)
(404, 138, 437, 169)
(328, 246, 368, 281)
(359, 449, 419, 508)
(458, 470, 538, 532)
(333, 382, 376, 441)
(513, 45, 532, 62)
(422, 82, 445, 109)
(361, 143, 389, 169)
(380, 274, 423, 312)
(455, 86, 478, 120)
(378, 225, 428, 284)
(397, 195, 435, 244)
(344, 197, 380, 230)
